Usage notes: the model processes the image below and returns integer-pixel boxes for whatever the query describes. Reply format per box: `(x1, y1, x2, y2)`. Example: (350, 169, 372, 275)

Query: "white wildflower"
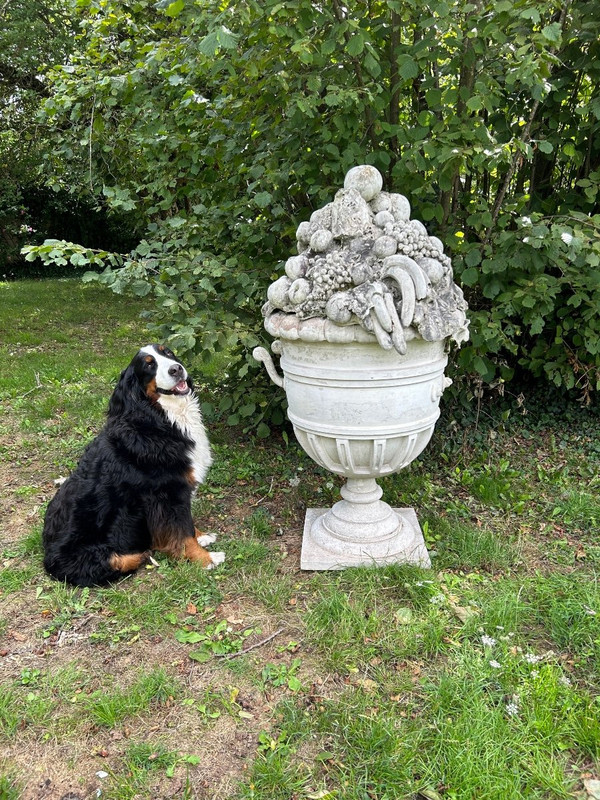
(559, 676, 572, 687)
(531, 670, 539, 678)
(524, 653, 542, 664)
(429, 594, 446, 605)
(506, 702, 519, 717)
(481, 635, 497, 647)
(288, 475, 301, 487)
(489, 660, 501, 669)
(561, 232, 573, 245)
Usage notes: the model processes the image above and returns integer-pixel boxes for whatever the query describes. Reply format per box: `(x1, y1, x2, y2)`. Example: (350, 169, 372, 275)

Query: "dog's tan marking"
(185, 467, 198, 487)
(145, 377, 159, 402)
(152, 531, 213, 567)
(182, 536, 214, 567)
(109, 552, 150, 573)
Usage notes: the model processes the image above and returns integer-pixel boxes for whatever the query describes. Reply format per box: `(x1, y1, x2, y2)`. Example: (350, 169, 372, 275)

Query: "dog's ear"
(108, 366, 144, 418)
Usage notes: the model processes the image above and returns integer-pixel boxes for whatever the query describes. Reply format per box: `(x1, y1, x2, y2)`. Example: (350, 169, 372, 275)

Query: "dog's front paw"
(205, 551, 225, 569)
(197, 532, 217, 547)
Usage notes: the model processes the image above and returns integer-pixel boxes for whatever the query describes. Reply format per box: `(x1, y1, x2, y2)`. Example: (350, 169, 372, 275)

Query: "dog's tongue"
(174, 380, 188, 393)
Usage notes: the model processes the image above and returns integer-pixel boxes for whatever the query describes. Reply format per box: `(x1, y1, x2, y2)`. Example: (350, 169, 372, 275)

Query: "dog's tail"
(43, 546, 150, 587)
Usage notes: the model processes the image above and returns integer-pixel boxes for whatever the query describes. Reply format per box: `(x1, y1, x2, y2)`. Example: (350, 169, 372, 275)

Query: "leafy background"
(5, 0, 600, 424)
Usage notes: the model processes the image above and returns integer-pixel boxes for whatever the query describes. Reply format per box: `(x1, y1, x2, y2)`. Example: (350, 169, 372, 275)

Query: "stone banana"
(383, 255, 430, 300)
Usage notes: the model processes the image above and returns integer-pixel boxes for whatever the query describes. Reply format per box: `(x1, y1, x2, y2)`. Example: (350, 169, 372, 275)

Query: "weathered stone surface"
(263, 165, 469, 351)
(330, 188, 372, 239)
(301, 506, 430, 570)
(256, 164, 470, 573)
(343, 164, 384, 201)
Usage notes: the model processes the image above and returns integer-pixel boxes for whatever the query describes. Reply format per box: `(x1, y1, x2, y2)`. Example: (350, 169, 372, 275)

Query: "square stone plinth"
(300, 507, 431, 571)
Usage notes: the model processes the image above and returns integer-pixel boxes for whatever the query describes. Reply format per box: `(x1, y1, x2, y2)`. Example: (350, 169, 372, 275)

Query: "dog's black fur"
(42, 344, 215, 586)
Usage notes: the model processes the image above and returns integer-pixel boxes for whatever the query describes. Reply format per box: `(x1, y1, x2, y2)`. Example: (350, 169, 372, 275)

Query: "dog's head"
(108, 344, 193, 417)
(136, 344, 192, 398)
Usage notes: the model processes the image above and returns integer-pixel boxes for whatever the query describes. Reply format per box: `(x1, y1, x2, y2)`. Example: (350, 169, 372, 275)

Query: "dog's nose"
(168, 364, 184, 379)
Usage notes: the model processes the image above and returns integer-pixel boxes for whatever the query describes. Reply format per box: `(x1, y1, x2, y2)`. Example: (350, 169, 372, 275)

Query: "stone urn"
(254, 165, 469, 570)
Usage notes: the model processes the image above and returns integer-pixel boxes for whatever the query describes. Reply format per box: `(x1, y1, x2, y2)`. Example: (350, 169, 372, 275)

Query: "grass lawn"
(0, 278, 599, 800)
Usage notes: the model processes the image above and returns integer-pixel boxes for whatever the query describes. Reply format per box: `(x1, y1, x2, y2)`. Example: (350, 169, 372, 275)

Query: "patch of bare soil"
(0, 614, 283, 799)
(5, 703, 268, 800)
(0, 560, 320, 800)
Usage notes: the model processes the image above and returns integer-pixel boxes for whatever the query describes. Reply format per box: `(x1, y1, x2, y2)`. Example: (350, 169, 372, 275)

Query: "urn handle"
(253, 346, 284, 388)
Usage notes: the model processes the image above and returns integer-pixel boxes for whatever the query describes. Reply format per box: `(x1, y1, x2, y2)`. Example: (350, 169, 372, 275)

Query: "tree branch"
(215, 627, 285, 660)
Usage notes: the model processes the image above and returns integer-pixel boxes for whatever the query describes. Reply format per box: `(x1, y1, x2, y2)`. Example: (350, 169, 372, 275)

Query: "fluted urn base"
(300, 477, 431, 571)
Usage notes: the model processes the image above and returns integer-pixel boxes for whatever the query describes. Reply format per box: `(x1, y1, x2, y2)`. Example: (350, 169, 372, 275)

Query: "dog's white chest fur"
(157, 393, 212, 483)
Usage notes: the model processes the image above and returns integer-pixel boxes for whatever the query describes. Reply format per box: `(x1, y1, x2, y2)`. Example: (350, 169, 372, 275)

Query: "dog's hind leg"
(45, 546, 151, 586)
(109, 551, 152, 575)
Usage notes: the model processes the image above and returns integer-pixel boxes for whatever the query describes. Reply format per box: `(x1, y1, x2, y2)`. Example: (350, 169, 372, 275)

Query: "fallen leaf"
(353, 678, 378, 692)
(186, 603, 197, 615)
(418, 789, 444, 800)
(448, 603, 477, 623)
(394, 607, 413, 625)
(11, 631, 26, 642)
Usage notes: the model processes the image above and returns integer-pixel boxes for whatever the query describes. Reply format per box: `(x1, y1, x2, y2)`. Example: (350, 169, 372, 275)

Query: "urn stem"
(340, 477, 383, 505)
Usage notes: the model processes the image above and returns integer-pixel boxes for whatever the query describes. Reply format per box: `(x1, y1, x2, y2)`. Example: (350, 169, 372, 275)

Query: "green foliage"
(261, 659, 303, 693)
(456, 213, 600, 399)
(0, 1, 140, 276)
(21, 0, 600, 419)
(85, 669, 180, 727)
(174, 619, 261, 662)
(0, 1, 72, 269)
(0, 774, 21, 800)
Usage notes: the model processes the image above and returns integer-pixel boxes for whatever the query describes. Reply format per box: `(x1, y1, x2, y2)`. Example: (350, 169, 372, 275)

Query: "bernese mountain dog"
(42, 344, 224, 587)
